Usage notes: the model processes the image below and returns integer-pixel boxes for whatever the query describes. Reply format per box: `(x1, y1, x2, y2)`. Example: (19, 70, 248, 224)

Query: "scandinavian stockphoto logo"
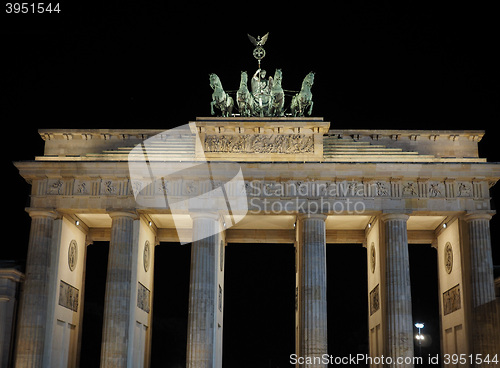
(127, 124, 248, 244)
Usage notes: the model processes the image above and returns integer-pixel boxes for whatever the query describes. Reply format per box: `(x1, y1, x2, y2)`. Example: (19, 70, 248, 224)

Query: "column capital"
(189, 211, 222, 221)
(25, 208, 59, 219)
(380, 213, 409, 222)
(107, 210, 138, 220)
(297, 213, 327, 222)
(464, 211, 495, 222)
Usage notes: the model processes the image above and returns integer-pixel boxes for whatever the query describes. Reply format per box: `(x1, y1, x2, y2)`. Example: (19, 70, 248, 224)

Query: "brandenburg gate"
(11, 116, 500, 367)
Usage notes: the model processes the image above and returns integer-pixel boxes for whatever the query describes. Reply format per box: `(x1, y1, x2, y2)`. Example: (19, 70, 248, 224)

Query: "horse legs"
(226, 96, 234, 117)
(291, 96, 297, 116)
(308, 101, 314, 116)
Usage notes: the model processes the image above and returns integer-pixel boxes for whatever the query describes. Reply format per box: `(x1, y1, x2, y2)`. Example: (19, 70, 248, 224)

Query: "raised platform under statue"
(193, 116, 328, 161)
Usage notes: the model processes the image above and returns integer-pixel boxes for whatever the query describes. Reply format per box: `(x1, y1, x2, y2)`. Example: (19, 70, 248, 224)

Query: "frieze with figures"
(204, 134, 314, 154)
(36, 177, 488, 201)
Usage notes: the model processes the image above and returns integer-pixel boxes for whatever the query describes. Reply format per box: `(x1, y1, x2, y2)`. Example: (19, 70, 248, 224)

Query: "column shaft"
(465, 213, 500, 365)
(14, 210, 57, 368)
(297, 214, 327, 368)
(186, 214, 220, 368)
(382, 214, 414, 367)
(100, 212, 137, 368)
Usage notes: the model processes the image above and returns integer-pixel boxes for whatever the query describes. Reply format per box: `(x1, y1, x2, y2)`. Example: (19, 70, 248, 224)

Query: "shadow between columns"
(151, 243, 190, 368)
(79, 241, 108, 367)
(223, 243, 295, 368)
(326, 244, 368, 361)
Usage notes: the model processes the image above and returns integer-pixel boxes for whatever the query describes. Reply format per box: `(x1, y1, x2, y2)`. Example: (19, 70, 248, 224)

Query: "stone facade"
(11, 117, 500, 367)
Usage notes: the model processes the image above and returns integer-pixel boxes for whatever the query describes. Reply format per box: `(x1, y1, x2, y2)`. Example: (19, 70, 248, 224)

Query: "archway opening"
(150, 242, 190, 367)
(409, 244, 441, 362)
(79, 241, 108, 367)
(223, 243, 295, 368)
(327, 244, 368, 362)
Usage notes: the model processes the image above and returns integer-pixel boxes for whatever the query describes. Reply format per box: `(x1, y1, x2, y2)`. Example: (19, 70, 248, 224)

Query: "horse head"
(209, 73, 222, 90)
(273, 69, 283, 86)
(303, 72, 315, 88)
(240, 71, 248, 86)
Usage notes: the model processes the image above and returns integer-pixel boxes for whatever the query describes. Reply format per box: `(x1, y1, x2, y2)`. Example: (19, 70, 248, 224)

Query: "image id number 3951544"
(5, 3, 60, 13)
(443, 354, 498, 366)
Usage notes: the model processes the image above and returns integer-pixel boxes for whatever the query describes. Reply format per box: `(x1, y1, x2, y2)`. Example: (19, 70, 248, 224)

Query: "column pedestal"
(296, 214, 328, 368)
(14, 210, 58, 368)
(465, 213, 500, 365)
(381, 213, 414, 367)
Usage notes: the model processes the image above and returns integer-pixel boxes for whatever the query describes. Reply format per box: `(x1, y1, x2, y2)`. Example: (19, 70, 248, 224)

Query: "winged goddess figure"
(248, 32, 269, 68)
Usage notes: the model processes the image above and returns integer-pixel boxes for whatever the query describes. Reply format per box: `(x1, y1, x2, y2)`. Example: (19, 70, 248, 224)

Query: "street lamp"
(414, 323, 425, 356)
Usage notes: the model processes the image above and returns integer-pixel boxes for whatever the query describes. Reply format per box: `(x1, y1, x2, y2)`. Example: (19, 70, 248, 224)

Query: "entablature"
(15, 160, 499, 214)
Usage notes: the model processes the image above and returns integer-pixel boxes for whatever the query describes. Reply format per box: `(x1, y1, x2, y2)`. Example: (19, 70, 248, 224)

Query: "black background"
(2, 1, 499, 367)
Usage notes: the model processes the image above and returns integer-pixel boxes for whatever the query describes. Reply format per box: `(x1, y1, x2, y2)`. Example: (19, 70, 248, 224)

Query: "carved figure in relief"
(318, 182, 330, 196)
(185, 181, 196, 195)
(158, 180, 169, 194)
(375, 182, 389, 196)
(344, 182, 363, 197)
(68, 240, 78, 272)
(104, 181, 115, 194)
(370, 244, 376, 273)
(369, 284, 380, 315)
(429, 183, 442, 197)
(444, 242, 453, 274)
(458, 182, 472, 197)
(48, 180, 63, 194)
(203, 134, 314, 154)
(443, 285, 461, 315)
(403, 182, 418, 196)
(76, 182, 88, 194)
(143, 241, 150, 272)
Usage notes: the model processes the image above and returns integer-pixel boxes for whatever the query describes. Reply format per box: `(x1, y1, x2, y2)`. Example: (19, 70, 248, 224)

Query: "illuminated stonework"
(10, 117, 500, 367)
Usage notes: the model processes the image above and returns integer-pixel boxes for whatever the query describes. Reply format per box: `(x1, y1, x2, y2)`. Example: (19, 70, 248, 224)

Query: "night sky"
(2, 2, 499, 367)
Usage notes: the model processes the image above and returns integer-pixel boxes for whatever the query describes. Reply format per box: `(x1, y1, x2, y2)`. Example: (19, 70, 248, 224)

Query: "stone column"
(296, 214, 328, 368)
(464, 213, 500, 364)
(14, 209, 58, 368)
(381, 213, 414, 367)
(0, 267, 24, 368)
(100, 211, 138, 368)
(186, 212, 222, 368)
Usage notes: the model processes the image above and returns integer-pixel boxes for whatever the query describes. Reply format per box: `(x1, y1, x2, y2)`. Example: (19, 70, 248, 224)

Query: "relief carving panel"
(137, 282, 151, 313)
(443, 284, 461, 315)
(204, 134, 314, 154)
(370, 284, 380, 316)
(59, 280, 79, 312)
